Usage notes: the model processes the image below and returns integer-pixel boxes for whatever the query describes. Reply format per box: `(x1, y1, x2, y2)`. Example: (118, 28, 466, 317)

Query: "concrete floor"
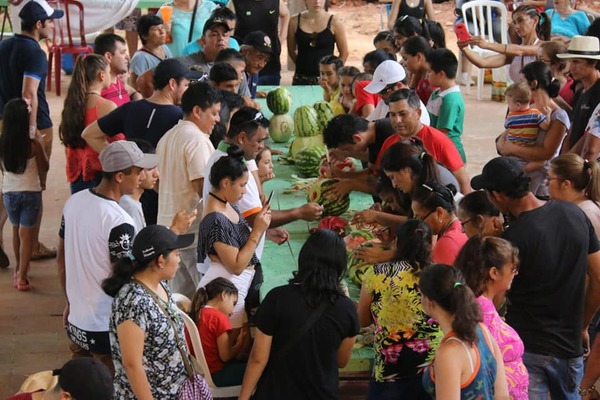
(0, 72, 504, 397)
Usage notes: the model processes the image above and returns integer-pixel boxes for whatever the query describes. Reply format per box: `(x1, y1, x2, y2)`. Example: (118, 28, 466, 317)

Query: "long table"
(256, 86, 375, 374)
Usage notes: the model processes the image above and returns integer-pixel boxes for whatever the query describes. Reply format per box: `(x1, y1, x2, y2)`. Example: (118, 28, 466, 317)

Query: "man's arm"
(452, 166, 473, 194)
(278, 0, 290, 45)
(582, 135, 600, 161)
(584, 251, 600, 329)
(22, 76, 40, 131)
(81, 120, 110, 154)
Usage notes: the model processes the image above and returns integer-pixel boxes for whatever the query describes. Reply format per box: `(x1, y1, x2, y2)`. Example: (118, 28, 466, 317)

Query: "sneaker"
(31, 242, 57, 260)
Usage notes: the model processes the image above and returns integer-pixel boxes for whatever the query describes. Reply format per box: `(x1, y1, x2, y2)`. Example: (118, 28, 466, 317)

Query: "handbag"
(133, 279, 213, 400)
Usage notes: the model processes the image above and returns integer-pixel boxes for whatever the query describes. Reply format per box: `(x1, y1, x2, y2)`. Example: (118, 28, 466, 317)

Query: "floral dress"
(110, 281, 188, 399)
(363, 261, 443, 382)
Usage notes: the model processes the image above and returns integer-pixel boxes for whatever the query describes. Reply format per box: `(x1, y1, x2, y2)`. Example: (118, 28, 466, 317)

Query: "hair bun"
(227, 144, 245, 160)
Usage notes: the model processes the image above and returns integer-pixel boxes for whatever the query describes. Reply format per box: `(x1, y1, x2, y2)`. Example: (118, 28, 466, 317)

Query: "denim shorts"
(3, 191, 42, 228)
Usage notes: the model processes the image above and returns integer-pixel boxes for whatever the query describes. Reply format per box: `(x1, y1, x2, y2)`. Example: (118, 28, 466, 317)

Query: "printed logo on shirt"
(67, 322, 111, 354)
(269, 9, 276, 14)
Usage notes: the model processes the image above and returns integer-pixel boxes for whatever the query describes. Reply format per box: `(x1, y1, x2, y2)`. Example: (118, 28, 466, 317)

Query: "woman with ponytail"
(239, 229, 359, 399)
(358, 220, 442, 399)
(189, 277, 247, 386)
(103, 225, 196, 399)
(455, 236, 528, 399)
(497, 61, 570, 193)
(419, 264, 510, 399)
(59, 54, 122, 194)
(549, 153, 600, 235)
(459, 5, 550, 83)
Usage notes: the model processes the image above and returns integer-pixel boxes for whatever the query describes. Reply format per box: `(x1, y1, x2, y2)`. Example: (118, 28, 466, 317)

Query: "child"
(351, 72, 379, 118)
(337, 65, 360, 114)
(373, 30, 397, 58)
(189, 277, 247, 386)
(256, 147, 275, 184)
(0, 99, 49, 291)
(426, 48, 467, 163)
(503, 80, 550, 194)
(209, 62, 241, 94)
(318, 55, 344, 115)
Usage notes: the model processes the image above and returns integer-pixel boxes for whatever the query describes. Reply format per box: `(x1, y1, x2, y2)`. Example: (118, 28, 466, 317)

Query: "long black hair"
(412, 181, 457, 213)
(290, 229, 347, 308)
(381, 142, 440, 192)
(522, 60, 561, 99)
(189, 277, 238, 324)
(208, 145, 248, 188)
(394, 219, 432, 273)
(513, 5, 551, 41)
(419, 264, 482, 343)
(0, 98, 31, 174)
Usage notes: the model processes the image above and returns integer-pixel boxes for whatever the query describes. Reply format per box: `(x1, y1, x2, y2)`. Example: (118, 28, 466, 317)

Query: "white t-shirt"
(61, 189, 135, 332)
(586, 102, 600, 139)
(119, 194, 145, 233)
(203, 142, 265, 257)
(367, 98, 431, 125)
(156, 119, 215, 242)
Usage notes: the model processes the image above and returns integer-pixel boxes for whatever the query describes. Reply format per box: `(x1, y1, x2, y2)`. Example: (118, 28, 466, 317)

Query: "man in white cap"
(0, 0, 64, 263)
(58, 141, 157, 373)
(363, 60, 430, 125)
(557, 36, 600, 158)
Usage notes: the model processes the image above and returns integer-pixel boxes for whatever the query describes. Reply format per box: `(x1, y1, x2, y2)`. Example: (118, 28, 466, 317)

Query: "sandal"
(12, 272, 17, 288)
(17, 278, 32, 292)
(31, 242, 57, 260)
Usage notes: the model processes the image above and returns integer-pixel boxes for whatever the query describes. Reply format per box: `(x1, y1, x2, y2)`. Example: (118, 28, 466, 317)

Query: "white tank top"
(2, 157, 41, 192)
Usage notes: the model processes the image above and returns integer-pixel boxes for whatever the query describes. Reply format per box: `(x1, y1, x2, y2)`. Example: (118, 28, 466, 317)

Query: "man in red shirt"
(375, 89, 472, 194)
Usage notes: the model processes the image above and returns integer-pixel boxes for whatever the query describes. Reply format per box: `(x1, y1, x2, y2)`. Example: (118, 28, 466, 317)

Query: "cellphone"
(188, 198, 203, 213)
(266, 190, 274, 205)
(454, 23, 471, 42)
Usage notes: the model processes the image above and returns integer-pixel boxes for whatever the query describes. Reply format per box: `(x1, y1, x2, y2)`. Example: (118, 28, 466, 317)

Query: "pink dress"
(477, 296, 529, 399)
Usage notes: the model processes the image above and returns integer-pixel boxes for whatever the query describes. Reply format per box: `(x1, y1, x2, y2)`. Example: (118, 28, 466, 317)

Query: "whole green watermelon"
(289, 135, 325, 158)
(307, 178, 350, 216)
(269, 114, 294, 143)
(296, 146, 327, 177)
(294, 105, 320, 137)
(314, 101, 334, 132)
(266, 87, 292, 115)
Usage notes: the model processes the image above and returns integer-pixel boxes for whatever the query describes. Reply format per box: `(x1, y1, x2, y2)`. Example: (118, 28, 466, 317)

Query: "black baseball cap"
(471, 157, 529, 193)
(202, 16, 232, 35)
(243, 31, 273, 54)
(132, 225, 194, 262)
(230, 107, 270, 131)
(19, 0, 64, 21)
(154, 59, 204, 88)
(54, 358, 112, 400)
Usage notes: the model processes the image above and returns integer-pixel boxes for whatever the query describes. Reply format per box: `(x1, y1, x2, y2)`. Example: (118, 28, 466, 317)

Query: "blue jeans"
(523, 351, 583, 400)
(367, 376, 429, 400)
(3, 191, 42, 228)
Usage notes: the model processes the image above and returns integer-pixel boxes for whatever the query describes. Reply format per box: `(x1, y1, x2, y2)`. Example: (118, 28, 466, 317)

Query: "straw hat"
(557, 35, 600, 60)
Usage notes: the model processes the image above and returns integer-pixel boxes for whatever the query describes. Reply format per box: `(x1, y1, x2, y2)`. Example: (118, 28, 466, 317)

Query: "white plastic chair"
(461, 0, 508, 100)
(172, 292, 192, 313)
(176, 307, 243, 398)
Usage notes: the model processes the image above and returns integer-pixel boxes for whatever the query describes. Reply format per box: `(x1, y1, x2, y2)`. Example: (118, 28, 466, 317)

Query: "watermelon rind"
(289, 135, 324, 158)
(269, 114, 294, 143)
(307, 178, 350, 217)
(314, 101, 335, 133)
(296, 146, 327, 178)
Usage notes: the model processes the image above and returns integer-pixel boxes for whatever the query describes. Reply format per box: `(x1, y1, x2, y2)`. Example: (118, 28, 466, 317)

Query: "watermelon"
(266, 87, 292, 115)
(307, 178, 350, 217)
(294, 106, 320, 137)
(347, 246, 374, 286)
(269, 114, 294, 143)
(314, 101, 334, 132)
(319, 156, 360, 178)
(296, 146, 327, 177)
(289, 135, 324, 158)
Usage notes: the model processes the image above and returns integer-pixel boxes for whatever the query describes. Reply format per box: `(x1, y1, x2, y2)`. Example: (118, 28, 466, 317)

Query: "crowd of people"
(1, 0, 600, 398)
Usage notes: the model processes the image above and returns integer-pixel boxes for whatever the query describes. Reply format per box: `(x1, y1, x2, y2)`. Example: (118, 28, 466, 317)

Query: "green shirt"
(427, 86, 466, 163)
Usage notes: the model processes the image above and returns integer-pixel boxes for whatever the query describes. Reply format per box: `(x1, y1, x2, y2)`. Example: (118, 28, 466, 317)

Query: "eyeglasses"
(460, 216, 476, 229)
(416, 209, 435, 221)
(379, 83, 397, 96)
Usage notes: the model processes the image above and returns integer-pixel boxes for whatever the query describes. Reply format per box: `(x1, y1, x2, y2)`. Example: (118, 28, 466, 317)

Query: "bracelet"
(248, 236, 259, 246)
(579, 384, 596, 397)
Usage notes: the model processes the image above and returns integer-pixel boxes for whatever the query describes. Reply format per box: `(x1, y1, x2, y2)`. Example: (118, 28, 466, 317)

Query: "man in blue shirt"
(0, 0, 64, 262)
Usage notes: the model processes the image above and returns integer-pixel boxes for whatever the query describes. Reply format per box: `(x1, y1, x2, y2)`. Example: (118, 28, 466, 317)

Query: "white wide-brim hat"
(557, 35, 600, 60)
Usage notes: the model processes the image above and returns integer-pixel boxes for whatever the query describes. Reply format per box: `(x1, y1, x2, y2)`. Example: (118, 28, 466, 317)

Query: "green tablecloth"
(256, 85, 375, 373)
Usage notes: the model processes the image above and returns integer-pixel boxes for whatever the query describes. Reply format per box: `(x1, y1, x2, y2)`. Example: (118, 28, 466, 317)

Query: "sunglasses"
(379, 83, 397, 96)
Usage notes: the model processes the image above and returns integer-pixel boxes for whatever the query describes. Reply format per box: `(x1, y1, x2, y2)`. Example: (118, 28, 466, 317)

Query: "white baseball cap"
(99, 141, 158, 173)
(364, 60, 407, 94)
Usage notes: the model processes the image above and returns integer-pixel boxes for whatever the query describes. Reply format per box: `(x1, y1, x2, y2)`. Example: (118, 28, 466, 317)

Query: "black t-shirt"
(253, 284, 359, 400)
(232, 0, 281, 76)
(503, 200, 599, 358)
(0, 35, 51, 129)
(569, 79, 600, 148)
(368, 118, 396, 165)
(97, 100, 183, 147)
